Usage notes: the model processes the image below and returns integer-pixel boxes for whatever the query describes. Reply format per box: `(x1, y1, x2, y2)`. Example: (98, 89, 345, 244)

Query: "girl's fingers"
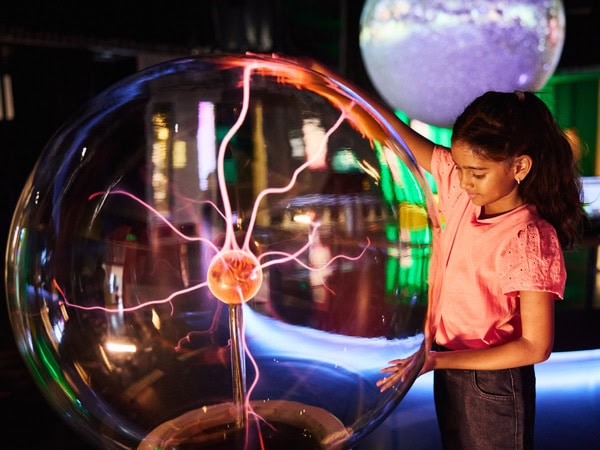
(377, 373, 401, 391)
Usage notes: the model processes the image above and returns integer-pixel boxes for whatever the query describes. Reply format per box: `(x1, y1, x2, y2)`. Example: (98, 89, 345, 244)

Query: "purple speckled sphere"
(359, 0, 565, 128)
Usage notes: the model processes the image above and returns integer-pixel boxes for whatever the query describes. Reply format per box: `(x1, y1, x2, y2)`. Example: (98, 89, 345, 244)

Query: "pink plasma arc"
(62, 63, 368, 314)
(53, 62, 370, 450)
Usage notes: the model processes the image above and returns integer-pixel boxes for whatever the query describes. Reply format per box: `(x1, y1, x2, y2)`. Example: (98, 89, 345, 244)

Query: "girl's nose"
(459, 174, 471, 190)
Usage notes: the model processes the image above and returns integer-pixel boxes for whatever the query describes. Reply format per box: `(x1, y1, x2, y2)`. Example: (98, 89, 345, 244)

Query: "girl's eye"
(472, 173, 484, 179)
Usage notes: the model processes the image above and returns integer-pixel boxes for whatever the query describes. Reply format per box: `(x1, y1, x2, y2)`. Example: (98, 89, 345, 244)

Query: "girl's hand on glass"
(376, 349, 436, 392)
(377, 353, 419, 392)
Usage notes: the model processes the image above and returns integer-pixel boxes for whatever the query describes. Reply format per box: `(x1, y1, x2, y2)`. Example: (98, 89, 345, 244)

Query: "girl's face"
(451, 142, 524, 217)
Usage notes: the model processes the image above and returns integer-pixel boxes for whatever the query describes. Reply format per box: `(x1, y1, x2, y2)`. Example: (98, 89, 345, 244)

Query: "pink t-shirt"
(428, 147, 566, 350)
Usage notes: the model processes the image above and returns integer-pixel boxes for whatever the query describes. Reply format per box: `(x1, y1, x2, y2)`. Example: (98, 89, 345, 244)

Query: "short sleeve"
(498, 221, 566, 299)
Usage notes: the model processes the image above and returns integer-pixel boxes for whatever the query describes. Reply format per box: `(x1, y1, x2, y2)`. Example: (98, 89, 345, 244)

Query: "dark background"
(0, 1, 599, 448)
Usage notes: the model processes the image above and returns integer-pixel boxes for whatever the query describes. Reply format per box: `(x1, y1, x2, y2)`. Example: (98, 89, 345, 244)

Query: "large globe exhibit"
(5, 53, 438, 449)
(359, 0, 566, 128)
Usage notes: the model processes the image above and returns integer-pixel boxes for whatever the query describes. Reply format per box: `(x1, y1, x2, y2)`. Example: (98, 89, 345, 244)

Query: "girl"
(377, 91, 587, 449)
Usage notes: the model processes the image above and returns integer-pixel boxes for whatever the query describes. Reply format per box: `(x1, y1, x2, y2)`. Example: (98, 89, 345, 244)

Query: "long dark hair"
(451, 90, 586, 249)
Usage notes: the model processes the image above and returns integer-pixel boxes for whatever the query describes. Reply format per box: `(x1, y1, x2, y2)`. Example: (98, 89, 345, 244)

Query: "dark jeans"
(434, 365, 536, 450)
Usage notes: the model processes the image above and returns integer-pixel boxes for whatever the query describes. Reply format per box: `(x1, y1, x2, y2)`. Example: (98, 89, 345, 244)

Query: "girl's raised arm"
(391, 118, 438, 173)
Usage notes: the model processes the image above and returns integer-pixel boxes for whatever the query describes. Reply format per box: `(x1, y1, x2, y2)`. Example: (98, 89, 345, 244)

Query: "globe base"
(138, 400, 351, 450)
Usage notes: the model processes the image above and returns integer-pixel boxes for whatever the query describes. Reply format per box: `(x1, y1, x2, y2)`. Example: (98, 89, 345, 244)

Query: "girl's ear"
(513, 155, 532, 182)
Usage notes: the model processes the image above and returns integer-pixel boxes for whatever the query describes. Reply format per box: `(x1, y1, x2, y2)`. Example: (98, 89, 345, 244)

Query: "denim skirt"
(433, 365, 536, 450)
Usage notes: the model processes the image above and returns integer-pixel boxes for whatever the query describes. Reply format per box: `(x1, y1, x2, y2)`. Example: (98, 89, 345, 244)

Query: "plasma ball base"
(138, 400, 350, 450)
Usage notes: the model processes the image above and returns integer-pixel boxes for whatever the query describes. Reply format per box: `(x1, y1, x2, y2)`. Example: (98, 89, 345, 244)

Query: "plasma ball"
(207, 250, 264, 304)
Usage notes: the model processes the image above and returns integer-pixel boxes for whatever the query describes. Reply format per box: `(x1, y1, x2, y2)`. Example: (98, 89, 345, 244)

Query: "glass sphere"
(5, 54, 437, 449)
(359, 0, 566, 128)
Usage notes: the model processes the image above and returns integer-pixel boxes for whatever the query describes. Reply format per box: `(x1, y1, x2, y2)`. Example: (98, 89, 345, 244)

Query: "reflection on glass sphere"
(359, 0, 565, 128)
(5, 54, 437, 449)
